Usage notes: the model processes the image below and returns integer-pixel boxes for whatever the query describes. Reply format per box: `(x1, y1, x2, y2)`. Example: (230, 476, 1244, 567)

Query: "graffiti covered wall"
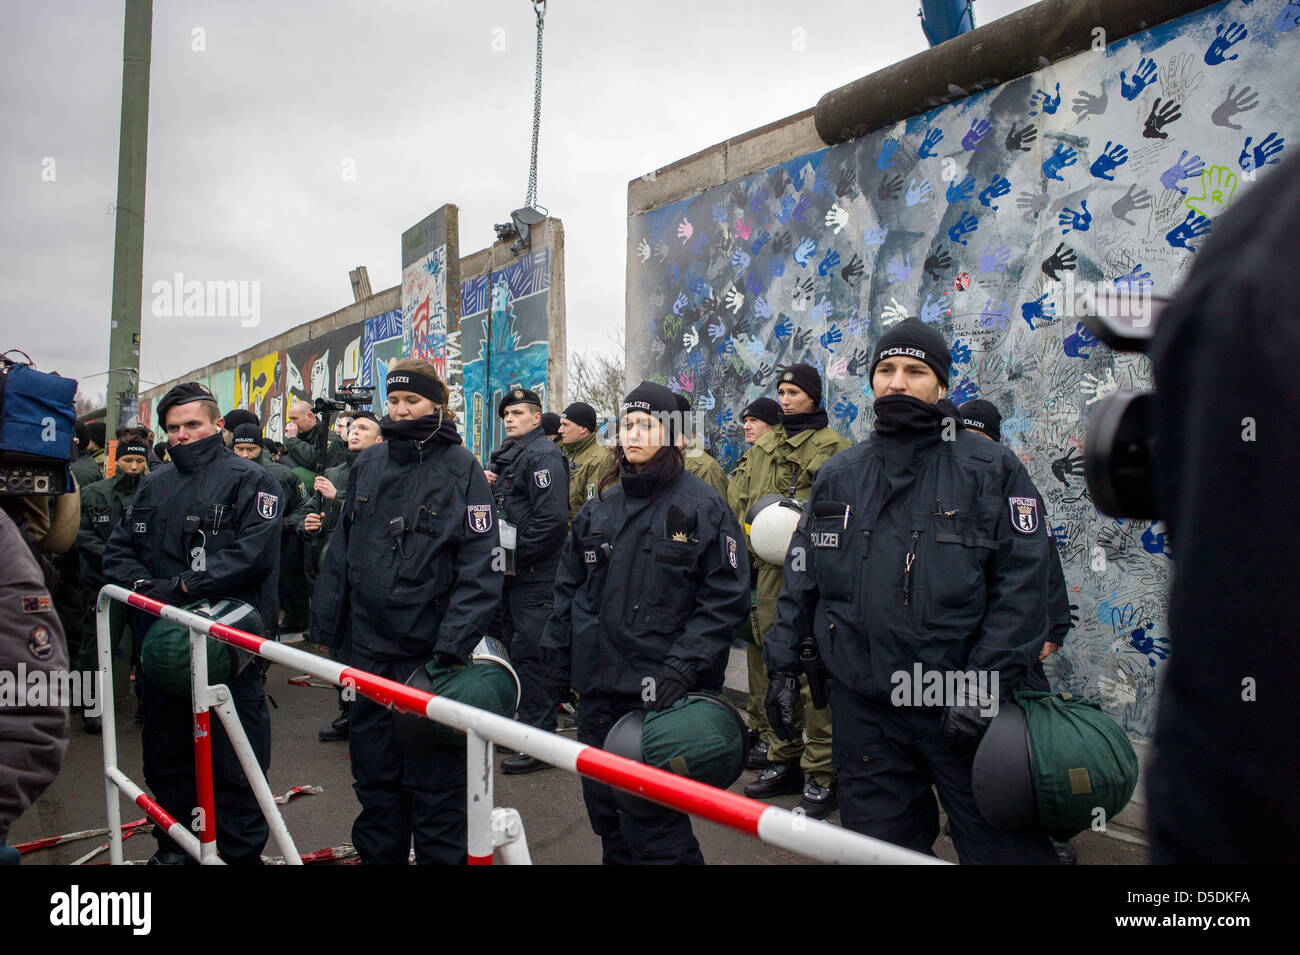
(627, 0, 1297, 739)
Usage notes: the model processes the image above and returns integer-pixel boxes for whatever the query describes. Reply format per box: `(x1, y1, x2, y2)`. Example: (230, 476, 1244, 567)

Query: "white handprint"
(682, 326, 699, 351)
(825, 204, 849, 234)
(881, 298, 910, 326)
(636, 238, 651, 263)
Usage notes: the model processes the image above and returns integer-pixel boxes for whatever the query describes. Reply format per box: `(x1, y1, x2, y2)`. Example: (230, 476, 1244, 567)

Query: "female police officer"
(540, 381, 749, 864)
(310, 358, 501, 864)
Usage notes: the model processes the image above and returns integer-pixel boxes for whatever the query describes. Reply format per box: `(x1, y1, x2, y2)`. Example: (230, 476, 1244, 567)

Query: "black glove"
(647, 665, 690, 712)
(430, 650, 463, 670)
(765, 672, 800, 742)
(940, 704, 995, 760)
(133, 577, 185, 603)
(545, 672, 572, 707)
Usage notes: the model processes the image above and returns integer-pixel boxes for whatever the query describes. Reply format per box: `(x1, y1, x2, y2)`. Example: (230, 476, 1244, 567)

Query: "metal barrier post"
(188, 628, 219, 863)
(95, 592, 124, 866)
(465, 730, 494, 865)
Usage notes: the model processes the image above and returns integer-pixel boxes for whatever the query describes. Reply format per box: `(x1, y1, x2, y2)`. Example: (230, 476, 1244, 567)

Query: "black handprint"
(792, 276, 815, 305)
(877, 173, 904, 201)
(1143, 97, 1182, 139)
(846, 347, 870, 376)
(1051, 446, 1086, 486)
(701, 295, 723, 318)
(840, 253, 864, 284)
(752, 361, 773, 386)
(770, 167, 790, 196)
(793, 327, 813, 351)
(1006, 122, 1038, 152)
(835, 165, 857, 198)
(924, 246, 953, 281)
(1041, 243, 1078, 281)
(771, 231, 792, 256)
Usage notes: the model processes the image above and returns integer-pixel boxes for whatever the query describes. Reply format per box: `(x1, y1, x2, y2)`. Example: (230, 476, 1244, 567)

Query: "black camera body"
(311, 385, 375, 417)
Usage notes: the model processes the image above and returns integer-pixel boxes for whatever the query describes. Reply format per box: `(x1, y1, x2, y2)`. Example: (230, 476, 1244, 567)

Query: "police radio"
(0, 351, 76, 497)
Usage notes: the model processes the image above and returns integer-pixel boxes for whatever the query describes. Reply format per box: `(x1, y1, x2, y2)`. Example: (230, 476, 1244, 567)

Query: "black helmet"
(971, 700, 1037, 831)
(602, 693, 749, 817)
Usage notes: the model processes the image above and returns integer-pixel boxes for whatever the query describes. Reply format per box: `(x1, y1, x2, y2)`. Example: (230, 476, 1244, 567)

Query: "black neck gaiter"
(872, 395, 960, 437)
(781, 407, 829, 435)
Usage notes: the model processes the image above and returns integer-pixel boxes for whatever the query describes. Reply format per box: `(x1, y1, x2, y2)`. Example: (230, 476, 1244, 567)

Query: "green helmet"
(393, 637, 521, 755)
(603, 693, 749, 817)
(140, 598, 263, 698)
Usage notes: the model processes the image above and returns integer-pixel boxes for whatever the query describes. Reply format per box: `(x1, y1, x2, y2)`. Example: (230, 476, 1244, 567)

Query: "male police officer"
(75, 431, 151, 733)
(283, 400, 346, 630)
(765, 320, 1058, 863)
(726, 396, 783, 768)
(558, 402, 608, 521)
(733, 363, 849, 818)
(303, 410, 383, 743)
(486, 389, 569, 773)
(104, 382, 283, 864)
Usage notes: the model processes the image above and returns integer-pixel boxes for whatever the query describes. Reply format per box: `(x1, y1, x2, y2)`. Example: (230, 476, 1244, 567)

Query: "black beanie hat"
(153, 441, 169, 460)
(870, 318, 952, 388)
(232, 423, 263, 447)
(498, 387, 542, 418)
(621, 381, 682, 442)
(86, 421, 107, 447)
(541, 412, 561, 436)
(742, 397, 782, 426)
(222, 408, 259, 432)
(75, 421, 89, 451)
(561, 402, 598, 434)
(776, 363, 823, 407)
(958, 399, 1002, 441)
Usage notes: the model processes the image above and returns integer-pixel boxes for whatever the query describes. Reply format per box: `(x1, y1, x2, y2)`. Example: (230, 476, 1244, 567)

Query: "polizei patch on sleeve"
(726, 536, 738, 568)
(257, 491, 280, 520)
(534, 468, 551, 488)
(1008, 496, 1039, 534)
(467, 504, 493, 534)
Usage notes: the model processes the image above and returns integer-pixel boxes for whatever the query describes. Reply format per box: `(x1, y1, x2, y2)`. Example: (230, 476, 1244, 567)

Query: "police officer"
(726, 396, 783, 768)
(104, 382, 283, 864)
(541, 411, 563, 444)
(732, 363, 849, 818)
(541, 381, 749, 864)
(765, 319, 1058, 863)
(558, 402, 609, 521)
(283, 400, 346, 632)
(303, 410, 383, 743)
(310, 359, 502, 864)
(74, 430, 151, 733)
(484, 388, 569, 773)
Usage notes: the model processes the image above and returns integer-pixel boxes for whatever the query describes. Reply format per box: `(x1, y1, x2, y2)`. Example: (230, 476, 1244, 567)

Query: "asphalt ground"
(9, 648, 1146, 867)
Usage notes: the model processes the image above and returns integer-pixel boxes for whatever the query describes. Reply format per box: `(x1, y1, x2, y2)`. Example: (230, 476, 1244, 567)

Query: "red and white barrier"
(96, 584, 942, 866)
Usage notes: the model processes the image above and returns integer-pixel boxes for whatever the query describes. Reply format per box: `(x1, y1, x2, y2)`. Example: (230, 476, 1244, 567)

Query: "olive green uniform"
(683, 435, 729, 499)
(728, 423, 850, 783)
(726, 441, 769, 741)
(561, 431, 610, 520)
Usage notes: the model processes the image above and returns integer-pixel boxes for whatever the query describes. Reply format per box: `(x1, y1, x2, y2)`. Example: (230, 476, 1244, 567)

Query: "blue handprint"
(1021, 294, 1056, 329)
(961, 118, 991, 151)
(790, 164, 808, 191)
(947, 211, 980, 246)
(792, 194, 814, 222)
(1161, 150, 1205, 192)
(1062, 321, 1098, 358)
(979, 243, 1011, 273)
(776, 194, 797, 224)
(767, 256, 785, 279)
(812, 163, 830, 195)
(918, 127, 944, 159)
(811, 297, 834, 322)
(817, 249, 841, 276)
(711, 200, 728, 223)
(1204, 21, 1247, 66)
(690, 277, 710, 298)
(1042, 143, 1078, 181)
(978, 175, 1010, 208)
(1239, 132, 1286, 171)
(672, 292, 688, 316)
(731, 249, 750, 272)
(754, 295, 772, 319)
(716, 407, 735, 427)
(686, 350, 704, 371)
(833, 397, 859, 424)
(793, 236, 817, 267)
(774, 315, 793, 341)
(1141, 522, 1170, 555)
(950, 378, 978, 406)
(745, 271, 765, 295)
(946, 174, 976, 203)
(1129, 625, 1169, 665)
(1089, 140, 1128, 181)
(715, 338, 736, 357)
(864, 224, 889, 246)
(752, 228, 771, 255)
(1113, 263, 1152, 291)
(748, 186, 769, 212)
(1059, 200, 1092, 235)
(1120, 57, 1157, 100)
(906, 177, 934, 206)
(1165, 210, 1212, 253)
(886, 254, 912, 283)
(979, 298, 1009, 329)
(1050, 524, 1068, 548)
(1277, 0, 1300, 31)
(950, 339, 972, 365)
(820, 324, 843, 351)
(1030, 82, 1061, 116)
(876, 137, 901, 170)
(921, 293, 948, 324)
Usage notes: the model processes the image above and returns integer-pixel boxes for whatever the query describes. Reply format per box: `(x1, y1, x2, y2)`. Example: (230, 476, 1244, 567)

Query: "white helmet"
(744, 494, 805, 565)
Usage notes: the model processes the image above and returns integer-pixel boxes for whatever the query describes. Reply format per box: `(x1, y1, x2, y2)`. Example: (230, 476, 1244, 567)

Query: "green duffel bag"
(141, 598, 262, 698)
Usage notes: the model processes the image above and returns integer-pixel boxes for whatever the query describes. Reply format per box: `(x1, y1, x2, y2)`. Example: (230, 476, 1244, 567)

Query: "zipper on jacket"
(903, 530, 918, 608)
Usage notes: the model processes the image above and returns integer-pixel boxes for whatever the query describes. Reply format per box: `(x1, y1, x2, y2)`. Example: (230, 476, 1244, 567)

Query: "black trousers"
(140, 660, 271, 864)
(278, 533, 309, 631)
(831, 682, 1057, 865)
(577, 694, 704, 865)
(499, 572, 557, 733)
(348, 650, 466, 864)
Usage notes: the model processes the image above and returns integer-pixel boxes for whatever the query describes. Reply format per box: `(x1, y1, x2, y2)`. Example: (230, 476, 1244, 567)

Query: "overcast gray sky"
(1, 0, 1035, 398)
